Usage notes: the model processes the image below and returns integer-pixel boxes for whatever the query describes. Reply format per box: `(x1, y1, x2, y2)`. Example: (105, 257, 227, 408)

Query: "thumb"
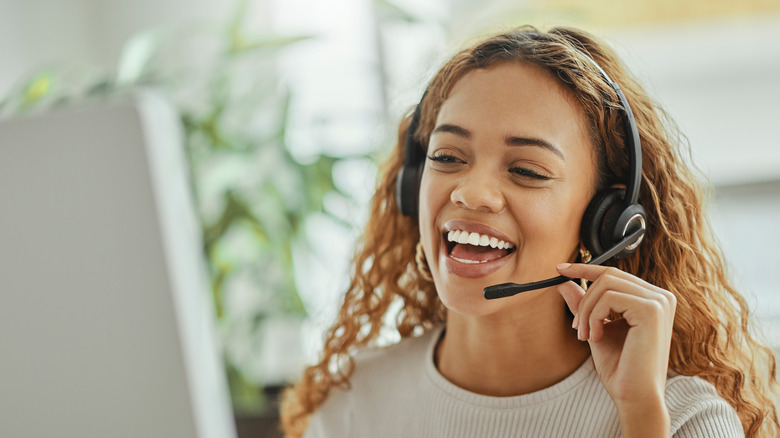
(555, 279, 585, 315)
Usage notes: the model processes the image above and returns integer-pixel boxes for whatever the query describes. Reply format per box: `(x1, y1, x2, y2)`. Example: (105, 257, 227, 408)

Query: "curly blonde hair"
(281, 26, 779, 437)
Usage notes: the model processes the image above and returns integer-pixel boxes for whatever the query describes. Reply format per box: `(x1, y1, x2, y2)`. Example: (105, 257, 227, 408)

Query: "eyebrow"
(431, 123, 564, 159)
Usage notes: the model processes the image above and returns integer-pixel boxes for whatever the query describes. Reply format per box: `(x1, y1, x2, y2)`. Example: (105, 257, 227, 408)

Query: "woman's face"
(418, 62, 599, 317)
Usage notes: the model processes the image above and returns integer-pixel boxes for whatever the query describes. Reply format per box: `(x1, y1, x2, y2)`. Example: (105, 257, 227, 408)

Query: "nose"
(450, 169, 505, 213)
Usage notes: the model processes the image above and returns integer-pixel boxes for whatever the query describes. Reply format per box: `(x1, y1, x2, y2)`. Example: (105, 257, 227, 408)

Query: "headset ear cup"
(396, 161, 424, 217)
(397, 101, 427, 217)
(580, 188, 625, 257)
(606, 203, 648, 259)
(396, 165, 410, 216)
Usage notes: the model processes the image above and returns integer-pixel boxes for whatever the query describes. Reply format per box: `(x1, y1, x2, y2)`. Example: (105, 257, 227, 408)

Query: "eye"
(509, 166, 551, 181)
(427, 152, 464, 164)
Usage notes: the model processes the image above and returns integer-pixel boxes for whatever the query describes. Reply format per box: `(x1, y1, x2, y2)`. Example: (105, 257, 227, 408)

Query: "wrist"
(616, 395, 670, 438)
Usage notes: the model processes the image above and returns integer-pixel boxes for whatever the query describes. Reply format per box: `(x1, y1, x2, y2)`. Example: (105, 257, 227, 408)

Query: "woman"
(281, 26, 778, 437)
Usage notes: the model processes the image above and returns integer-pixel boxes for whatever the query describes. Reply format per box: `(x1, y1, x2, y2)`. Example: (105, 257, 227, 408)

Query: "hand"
(555, 263, 676, 435)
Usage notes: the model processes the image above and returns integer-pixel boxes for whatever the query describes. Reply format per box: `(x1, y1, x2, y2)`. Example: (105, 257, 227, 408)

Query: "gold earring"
(579, 246, 591, 290)
(415, 241, 434, 282)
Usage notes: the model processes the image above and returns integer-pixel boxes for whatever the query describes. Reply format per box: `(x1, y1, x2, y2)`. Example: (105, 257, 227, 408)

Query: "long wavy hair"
(281, 26, 779, 437)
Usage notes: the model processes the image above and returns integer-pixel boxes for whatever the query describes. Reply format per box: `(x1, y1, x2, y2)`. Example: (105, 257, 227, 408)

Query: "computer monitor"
(0, 92, 237, 438)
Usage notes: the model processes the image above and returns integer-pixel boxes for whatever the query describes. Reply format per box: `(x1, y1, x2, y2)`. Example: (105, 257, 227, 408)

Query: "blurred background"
(2, 0, 779, 436)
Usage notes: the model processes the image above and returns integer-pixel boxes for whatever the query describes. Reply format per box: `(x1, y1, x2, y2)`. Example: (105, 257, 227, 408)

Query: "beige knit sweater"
(305, 326, 743, 437)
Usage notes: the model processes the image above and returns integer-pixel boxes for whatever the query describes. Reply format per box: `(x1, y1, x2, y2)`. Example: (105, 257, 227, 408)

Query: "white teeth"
(446, 229, 515, 250)
(451, 256, 487, 264)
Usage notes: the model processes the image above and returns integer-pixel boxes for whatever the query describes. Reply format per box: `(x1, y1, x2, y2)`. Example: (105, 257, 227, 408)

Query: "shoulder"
(665, 375, 744, 437)
(304, 328, 440, 438)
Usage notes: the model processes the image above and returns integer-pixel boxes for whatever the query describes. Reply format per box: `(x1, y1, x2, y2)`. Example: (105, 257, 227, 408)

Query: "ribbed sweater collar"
(423, 325, 596, 409)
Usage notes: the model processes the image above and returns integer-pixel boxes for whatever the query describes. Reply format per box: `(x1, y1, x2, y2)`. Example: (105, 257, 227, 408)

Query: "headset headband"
(574, 50, 642, 206)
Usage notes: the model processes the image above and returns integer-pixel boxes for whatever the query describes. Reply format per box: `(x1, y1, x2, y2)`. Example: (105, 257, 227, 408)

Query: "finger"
(588, 291, 663, 342)
(556, 262, 612, 283)
(588, 291, 639, 342)
(555, 280, 585, 316)
(556, 263, 656, 290)
(577, 275, 656, 341)
(578, 272, 676, 340)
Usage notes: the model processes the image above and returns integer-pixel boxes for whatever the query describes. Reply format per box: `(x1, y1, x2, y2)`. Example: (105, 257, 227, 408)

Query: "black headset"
(395, 51, 647, 261)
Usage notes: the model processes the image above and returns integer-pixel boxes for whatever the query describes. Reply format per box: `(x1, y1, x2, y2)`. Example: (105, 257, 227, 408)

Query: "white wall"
(609, 16, 780, 187)
(0, 0, 270, 96)
(0, 0, 96, 94)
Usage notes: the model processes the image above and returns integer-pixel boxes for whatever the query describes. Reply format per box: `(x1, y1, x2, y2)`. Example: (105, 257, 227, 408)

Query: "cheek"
(514, 191, 588, 244)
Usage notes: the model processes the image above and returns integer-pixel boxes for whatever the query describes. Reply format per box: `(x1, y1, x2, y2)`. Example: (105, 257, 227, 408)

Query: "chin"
(431, 265, 556, 319)
(433, 275, 509, 317)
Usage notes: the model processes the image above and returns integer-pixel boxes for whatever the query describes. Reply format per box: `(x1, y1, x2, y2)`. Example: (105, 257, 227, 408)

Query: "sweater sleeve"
(666, 376, 744, 438)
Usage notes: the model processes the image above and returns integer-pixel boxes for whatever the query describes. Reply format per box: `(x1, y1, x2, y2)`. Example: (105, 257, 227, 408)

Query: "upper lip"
(441, 219, 516, 247)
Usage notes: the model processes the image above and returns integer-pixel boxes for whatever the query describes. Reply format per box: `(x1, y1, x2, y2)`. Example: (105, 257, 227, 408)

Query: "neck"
(436, 289, 590, 397)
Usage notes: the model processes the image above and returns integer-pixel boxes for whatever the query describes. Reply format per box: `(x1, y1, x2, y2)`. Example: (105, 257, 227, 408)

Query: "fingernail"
(557, 263, 571, 270)
(572, 314, 578, 329)
(577, 324, 583, 341)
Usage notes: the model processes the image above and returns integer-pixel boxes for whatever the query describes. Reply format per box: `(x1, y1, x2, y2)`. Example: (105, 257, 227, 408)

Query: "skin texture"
(418, 62, 675, 436)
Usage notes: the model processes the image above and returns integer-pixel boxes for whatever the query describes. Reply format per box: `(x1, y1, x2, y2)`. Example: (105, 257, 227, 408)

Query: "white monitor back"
(0, 92, 237, 438)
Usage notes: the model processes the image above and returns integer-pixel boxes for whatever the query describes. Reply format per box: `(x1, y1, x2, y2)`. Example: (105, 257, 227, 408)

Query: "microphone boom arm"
(482, 229, 645, 300)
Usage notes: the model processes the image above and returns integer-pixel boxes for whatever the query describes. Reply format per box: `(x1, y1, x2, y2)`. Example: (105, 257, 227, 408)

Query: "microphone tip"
(482, 283, 520, 300)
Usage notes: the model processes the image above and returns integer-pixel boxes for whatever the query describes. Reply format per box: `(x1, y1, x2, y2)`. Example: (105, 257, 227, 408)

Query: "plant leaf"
(117, 30, 160, 85)
(374, 0, 418, 23)
(21, 73, 54, 108)
(229, 34, 314, 56)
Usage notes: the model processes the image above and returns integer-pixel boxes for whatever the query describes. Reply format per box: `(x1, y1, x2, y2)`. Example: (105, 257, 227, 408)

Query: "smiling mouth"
(445, 229, 516, 264)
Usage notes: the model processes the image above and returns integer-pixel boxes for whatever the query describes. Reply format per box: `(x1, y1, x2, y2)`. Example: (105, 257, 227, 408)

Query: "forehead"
(434, 62, 592, 157)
